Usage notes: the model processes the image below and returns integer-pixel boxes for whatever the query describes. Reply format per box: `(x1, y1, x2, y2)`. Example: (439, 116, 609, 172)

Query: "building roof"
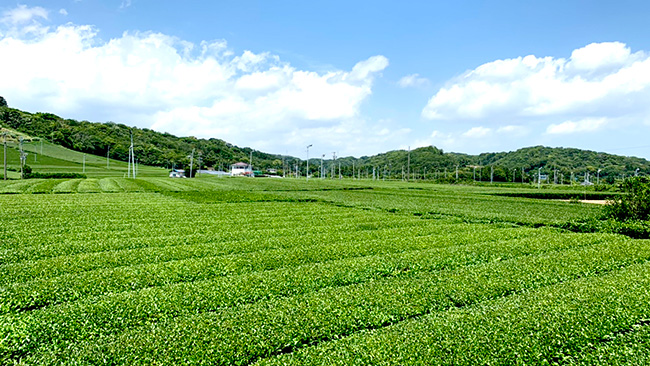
(232, 162, 249, 167)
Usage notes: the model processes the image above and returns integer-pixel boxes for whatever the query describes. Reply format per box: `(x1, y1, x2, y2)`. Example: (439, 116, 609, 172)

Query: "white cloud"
(0, 12, 389, 156)
(463, 126, 491, 138)
(1, 5, 48, 25)
(568, 42, 634, 71)
(398, 73, 429, 88)
(348, 55, 388, 81)
(120, 0, 133, 9)
(422, 42, 650, 122)
(413, 130, 456, 150)
(59, 9, 68, 16)
(496, 125, 527, 136)
(546, 117, 608, 135)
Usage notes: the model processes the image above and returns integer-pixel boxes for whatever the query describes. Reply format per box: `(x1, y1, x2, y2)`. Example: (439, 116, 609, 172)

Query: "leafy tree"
(604, 177, 650, 221)
(0, 96, 7, 108)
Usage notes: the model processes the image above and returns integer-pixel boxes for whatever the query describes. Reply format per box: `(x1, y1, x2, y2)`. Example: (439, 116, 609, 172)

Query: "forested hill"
(1, 101, 649, 181)
(0, 106, 287, 170)
(346, 145, 650, 182)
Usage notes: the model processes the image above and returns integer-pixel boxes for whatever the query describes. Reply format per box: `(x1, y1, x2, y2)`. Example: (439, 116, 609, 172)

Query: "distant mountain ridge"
(1, 102, 649, 181)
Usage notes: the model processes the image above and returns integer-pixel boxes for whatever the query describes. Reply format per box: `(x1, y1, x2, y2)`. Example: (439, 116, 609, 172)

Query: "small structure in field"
(169, 169, 186, 178)
(231, 162, 253, 176)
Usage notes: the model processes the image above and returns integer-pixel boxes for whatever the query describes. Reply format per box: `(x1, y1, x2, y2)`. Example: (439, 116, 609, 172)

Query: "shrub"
(604, 177, 650, 221)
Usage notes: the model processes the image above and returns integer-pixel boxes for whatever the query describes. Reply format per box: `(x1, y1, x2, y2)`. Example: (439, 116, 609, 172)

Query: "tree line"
(1, 98, 649, 180)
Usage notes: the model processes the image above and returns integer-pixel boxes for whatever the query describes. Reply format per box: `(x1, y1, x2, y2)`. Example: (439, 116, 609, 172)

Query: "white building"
(169, 169, 186, 178)
(231, 162, 253, 176)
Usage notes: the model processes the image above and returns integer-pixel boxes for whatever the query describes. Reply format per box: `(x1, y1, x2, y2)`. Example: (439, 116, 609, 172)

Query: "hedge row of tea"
(1, 179, 648, 364)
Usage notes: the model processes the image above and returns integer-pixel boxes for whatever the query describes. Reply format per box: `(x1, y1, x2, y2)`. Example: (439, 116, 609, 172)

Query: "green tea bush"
(25, 172, 87, 179)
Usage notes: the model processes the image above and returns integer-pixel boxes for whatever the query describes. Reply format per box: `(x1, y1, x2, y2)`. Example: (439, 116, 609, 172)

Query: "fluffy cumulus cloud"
(422, 42, 650, 136)
(0, 6, 391, 156)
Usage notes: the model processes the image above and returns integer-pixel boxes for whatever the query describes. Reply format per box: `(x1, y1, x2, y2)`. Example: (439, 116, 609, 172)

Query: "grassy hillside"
(0, 127, 166, 178)
(0, 106, 289, 172)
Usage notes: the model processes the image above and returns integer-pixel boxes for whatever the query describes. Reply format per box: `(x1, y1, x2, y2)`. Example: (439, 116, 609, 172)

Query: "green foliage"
(493, 191, 617, 200)
(0, 107, 288, 170)
(1, 178, 649, 364)
(604, 177, 650, 221)
(25, 172, 87, 179)
(0, 96, 7, 108)
(3, 105, 649, 182)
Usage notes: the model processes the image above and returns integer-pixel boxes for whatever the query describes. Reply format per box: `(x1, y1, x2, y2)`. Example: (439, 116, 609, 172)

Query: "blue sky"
(2, 1, 650, 159)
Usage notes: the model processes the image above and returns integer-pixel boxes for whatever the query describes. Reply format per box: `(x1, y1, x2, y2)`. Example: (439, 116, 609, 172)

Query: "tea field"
(1, 177, 649, 365)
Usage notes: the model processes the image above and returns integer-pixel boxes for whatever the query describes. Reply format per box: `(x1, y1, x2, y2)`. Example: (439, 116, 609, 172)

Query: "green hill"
(2, 101, 649, 182)
(337, 145, 650, 183)
(0, 126, 166, 178)
(0, 106, 288, 173)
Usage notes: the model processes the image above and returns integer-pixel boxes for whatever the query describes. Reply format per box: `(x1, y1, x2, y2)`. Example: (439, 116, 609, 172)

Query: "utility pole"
(456, 165, 459, 180)
(19, 137, 26, 179)
(407, 146, 410, 182)
(339, 161, 341, 179)
(107, 146, 110, 169)
(321, 154, 325, 179)
(306, 144, 312, 181)
(331, 152, 336, 179)
(597, 169, 601, 185)
(490, 166, 494, 184)
(189, 148, 195, 178)
(522, 167, 524, 184)
(538, 167, 542, 189)
(82, 154, 86, 174)
(128, 131, 135, 178)
(3, 132, 7, 180)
